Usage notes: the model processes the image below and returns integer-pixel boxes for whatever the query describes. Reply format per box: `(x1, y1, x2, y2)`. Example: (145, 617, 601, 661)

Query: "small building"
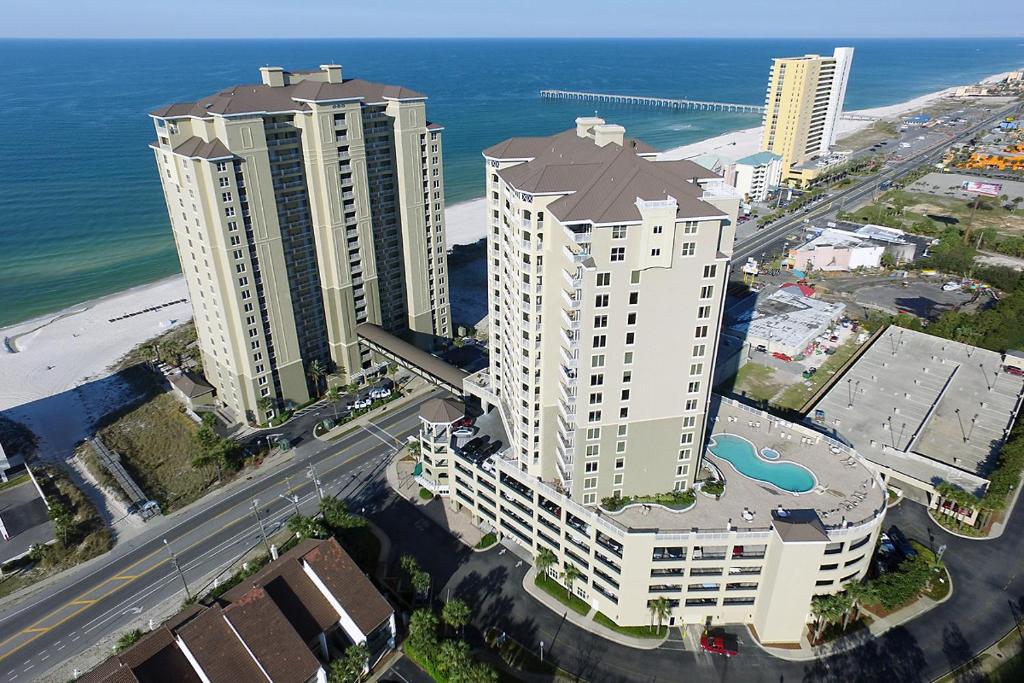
(1002, 350, 1024, 373)
(725, 285, 846, 358)
(80, 537, 395, 683)
(903, 114, 931, 126)
(789, 228, 886, 272)
(726, 151, 783, 203)
(168, 372, 216, 412)
(417, 397, 465, 495)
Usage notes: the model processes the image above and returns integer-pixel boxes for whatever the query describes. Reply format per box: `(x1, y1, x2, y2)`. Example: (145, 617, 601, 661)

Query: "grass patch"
(79, 442, 127, 503)
(115, 321, 201, 372)
(601, 489, 695, 512)
(728, 363, 782, 402)
(836, 120, 899, 150)
(0, 473, 29, 492)
(97, 392, 216, 511)
(774, 338, 861, 411)
(930, 508, 985, 536)
(593, 611, 667, 638)
(418, 487, 435, 501)
(476, 532, 497, 549)
(534, 573, 589, 615)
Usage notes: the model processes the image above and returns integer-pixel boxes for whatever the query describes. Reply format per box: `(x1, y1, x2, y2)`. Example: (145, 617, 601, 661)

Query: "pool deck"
(605, 396, 886, 534)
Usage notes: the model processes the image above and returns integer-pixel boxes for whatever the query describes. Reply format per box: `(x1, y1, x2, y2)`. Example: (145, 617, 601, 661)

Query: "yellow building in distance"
(760, 47, 853, 186)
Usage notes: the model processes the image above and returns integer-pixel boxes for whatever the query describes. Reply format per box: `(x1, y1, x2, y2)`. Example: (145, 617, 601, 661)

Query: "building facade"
(472, 117, 738, 504)
(150, 65, 452, 422)
(760, 48, 854, 184)
(726, 151, 783, 203)
(415, 119, 886, 643)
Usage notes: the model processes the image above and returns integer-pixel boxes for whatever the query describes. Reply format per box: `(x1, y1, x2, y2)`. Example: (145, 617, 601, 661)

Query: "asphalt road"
(731, 102, 1022, 268)
(371, 471, 1024, 683)
(0, 391, 438, 682)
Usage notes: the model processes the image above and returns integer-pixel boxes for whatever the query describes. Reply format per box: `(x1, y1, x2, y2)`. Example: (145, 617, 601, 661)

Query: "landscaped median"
(534, 571, 589, 615)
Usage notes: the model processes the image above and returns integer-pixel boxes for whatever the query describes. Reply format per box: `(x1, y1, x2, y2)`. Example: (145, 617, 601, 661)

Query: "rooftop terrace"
(812, 327, 1024, 493)
(604, 396, 885, 535)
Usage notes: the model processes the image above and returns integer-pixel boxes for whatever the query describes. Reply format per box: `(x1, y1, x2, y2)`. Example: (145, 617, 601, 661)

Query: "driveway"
(369, 483, 1024, 682)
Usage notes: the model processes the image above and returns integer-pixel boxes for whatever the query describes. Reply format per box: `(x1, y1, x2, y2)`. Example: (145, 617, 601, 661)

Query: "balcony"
(560, 289, 581, 310)
(563, 245, 590, 265)
(560, 309, 580, 331)
(562, 268, 582, 289)
(563, 224, 591, 244)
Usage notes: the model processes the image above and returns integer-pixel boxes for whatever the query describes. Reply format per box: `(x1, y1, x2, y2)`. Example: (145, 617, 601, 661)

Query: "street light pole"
(163, 539, 190, 601)
(251, 499, 272, 556)
(307, 460, 324, 502)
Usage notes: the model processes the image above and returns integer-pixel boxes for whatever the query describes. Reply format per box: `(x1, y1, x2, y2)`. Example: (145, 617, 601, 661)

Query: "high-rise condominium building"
(414, 118, 886, 642)
(760, 47, 854, 184)
(475, 117, 739, 504)
(150, 65, 452, 423)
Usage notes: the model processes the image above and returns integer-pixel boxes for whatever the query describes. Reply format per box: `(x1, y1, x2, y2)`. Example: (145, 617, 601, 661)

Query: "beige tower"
(150, 65, 451, 423)
(480, 118, 739, 504)
(760, 47, 854, 184)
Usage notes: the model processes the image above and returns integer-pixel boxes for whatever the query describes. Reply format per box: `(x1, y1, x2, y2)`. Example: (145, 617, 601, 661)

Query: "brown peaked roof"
(76, 657, 140, 683)
(483, 128, 656, 160)
(302, 537, 393, 635)
(653, 158, 723, 182)
(169, 137, 234, 161)
(76, 627, 200, 683)
(419, 397, 465, 424)
(772, 509, 830, 543)
(220, 539, 339, 642)
(223, 586, 321, 683)
(175, 606, 267, 683)
(152, 77, 424, 119)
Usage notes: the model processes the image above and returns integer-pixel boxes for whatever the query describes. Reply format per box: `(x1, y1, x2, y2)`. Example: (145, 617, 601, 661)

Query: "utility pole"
(251, 499, 271, 556)
(163, 539, 190, 601)
(307, 459, 324, 502)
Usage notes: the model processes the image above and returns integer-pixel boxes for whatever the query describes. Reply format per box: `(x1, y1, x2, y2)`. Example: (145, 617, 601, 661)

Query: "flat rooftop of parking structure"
(811, 326, 1024, 492)
(602, 396, 886, 535)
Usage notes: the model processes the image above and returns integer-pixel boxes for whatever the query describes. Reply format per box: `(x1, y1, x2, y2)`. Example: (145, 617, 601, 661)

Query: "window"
(698, 305, 711, 319)
(676, 465, 689, 477)
(700, 285, 714, 299)
(623, 351, 634, 365)
(585, 461, 599, 473)
(690, 363, 704, 376)
(587, 427, 601, 440)
(685, 399, 698, 411)
(592, 335, 607, 348)
(616, 441, 626, 453)
(617, 424, 628, 437)
(619, 407, 628, 419)
(678, 449, 691, 461)
(597, 272, 611, 287)
(651, 248, 661, 257)
(695, 325, 708, 338)
(219, 177, 230, 188)
(584, 477, 598, 490)
(615, 458, 625, 469)
(613, 474, 623, 485)
(215, 162, 228, 173)
(692, 344, 706, 357)
(628, 292, 639, 305)
(591, 374, 604, 386)
(227, 221, 238, 232)
(621, 389, 631, 401)
(586, 445, 600, 457)
(622, 370, 632, 384)
(653, 225, 663, 234)
(595, 294, 609, 308)
(680, 242, 696, 257)
(703, 264, 717, 278)
(610, 247, 625, 262)
(625, 332, 635, 345)
(627, 312, 637, 325)
(594, 315, 608, 328)
(591, 354, 605, 368)
(612, 226, 627, 239)
(224, 207, 236, 217)
(680, 433, 694, 445)
(588, 410, 601, 423)
(687, 381, 700, 394)
(221, 192, 232, 202)
(683, 416, 696, 428)
(583, 493, 596, 505)
(589, 392, 603, 405)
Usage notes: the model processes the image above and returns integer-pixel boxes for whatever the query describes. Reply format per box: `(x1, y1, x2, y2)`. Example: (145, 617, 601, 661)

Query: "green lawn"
(534, 573, 590, 615)
(775, 338, 861, 411)
(593, 611, 667, 638)
(729, 363, 782, 403)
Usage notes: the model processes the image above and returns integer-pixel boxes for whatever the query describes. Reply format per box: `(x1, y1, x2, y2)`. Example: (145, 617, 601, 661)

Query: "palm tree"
(648, 597, 671, 634)
(535, 548, 556, 577)
(561, 562, 582, 594)
(844, 582, 876, 629)
(306, 359, 326, 398)
(328, 643, 370, 683)
(256, 396, 275, 423)
(327, 386, 341, 419)
(442, 597, 471, 637)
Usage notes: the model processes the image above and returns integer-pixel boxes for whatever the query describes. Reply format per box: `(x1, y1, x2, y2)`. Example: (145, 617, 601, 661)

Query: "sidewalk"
(385, 453, 484, 549)
(520, 567, 668, 650)
(315, 378, 433, 442)
(752, 586, 950, 661)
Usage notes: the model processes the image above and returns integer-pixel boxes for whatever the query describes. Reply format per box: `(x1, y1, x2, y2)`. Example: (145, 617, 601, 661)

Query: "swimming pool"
(707, 434, 816, 494)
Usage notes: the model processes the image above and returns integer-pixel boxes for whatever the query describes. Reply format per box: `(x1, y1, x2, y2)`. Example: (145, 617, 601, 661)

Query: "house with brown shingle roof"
(80, 538, 394, 683)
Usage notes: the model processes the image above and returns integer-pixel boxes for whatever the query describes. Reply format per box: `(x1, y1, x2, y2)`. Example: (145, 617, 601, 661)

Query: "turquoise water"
(707, 434, 816, 493)
(1, 38, 1022, 327)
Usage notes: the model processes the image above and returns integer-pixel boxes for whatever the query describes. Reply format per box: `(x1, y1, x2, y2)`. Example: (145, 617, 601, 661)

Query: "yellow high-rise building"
(760, 47, 853, 185)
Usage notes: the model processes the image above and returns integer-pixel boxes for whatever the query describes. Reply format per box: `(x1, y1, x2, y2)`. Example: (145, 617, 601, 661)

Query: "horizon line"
(2, 35, 1023, 41)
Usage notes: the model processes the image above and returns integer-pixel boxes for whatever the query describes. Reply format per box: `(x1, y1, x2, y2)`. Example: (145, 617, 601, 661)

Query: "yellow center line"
(0, 416, 417, 662)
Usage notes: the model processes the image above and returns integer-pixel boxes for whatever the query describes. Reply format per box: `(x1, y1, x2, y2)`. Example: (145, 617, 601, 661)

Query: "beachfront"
(0, 68, 1013, 470)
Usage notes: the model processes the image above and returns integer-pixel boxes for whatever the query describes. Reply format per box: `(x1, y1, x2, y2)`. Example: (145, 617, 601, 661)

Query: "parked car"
(942, 281, 961, 292)
(453, 416, 475, 429)
(452, 426, 477, 439)
(887, 525, 917, 560)
(353, 397, 372, 409)
(755, 344, 768, 353)
(1004, 365, 1024, 377)
(700, 633, 738, 657)
(369, 387, 392, 400)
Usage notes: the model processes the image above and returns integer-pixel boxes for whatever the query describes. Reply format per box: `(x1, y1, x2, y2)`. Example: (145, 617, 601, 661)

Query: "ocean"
(0, 38, 1022, 327)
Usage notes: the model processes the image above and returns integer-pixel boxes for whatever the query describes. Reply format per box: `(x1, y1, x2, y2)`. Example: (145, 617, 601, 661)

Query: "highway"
(731, 101, 1021, 267)
(0, 392, 437, 681)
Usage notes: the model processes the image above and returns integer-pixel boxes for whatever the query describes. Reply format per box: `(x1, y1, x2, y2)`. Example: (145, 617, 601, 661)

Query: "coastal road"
(0, 391, 438, 681)
(731, 101, 1022, 266)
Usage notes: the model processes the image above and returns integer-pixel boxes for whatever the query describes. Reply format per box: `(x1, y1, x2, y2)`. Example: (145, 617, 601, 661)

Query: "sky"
(3, 0, 1023, 39)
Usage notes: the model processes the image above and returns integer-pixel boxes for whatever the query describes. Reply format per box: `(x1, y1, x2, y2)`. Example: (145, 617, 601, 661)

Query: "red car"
(1004, 365, 1024, 377)
(700, 633, 738, 657)
(453, 416, 475, 429)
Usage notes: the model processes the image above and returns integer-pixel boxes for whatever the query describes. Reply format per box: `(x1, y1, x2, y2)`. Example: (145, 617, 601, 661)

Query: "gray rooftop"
(484, 128, 725, 225)
(811, 326, 1024, 493)
(727, 286, 845, 352)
